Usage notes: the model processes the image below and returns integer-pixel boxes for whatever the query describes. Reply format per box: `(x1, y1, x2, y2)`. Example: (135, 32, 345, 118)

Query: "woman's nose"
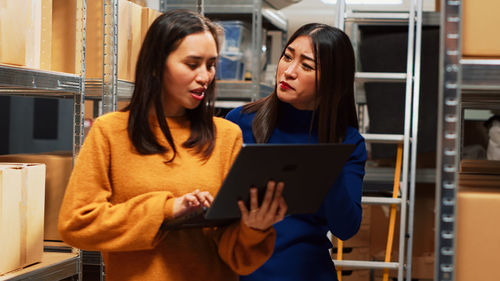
(196, 67, 210, 85)
(284, 64, 298, 79)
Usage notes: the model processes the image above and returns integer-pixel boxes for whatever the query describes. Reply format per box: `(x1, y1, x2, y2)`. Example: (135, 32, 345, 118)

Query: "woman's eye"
(303, 64, 314, 71)
(187, 63, 198, 69)
(283, 54, 292, 61)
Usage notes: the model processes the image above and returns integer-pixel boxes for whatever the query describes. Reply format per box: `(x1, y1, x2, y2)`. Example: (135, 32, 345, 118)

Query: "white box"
(0, 163, 45, 275)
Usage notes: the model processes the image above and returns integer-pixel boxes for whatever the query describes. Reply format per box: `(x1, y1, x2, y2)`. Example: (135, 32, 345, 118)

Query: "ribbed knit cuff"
(238, 221, 276, 244)
(163, 197, 176, 221)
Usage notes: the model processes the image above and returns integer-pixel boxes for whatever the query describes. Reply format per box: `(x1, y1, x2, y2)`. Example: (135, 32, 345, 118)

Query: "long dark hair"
(243, 23, 358, 143)
(123, 10, 221, 161)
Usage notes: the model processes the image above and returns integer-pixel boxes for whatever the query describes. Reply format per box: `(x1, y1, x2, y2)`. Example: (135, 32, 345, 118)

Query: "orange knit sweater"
(58, 111, 276, 281)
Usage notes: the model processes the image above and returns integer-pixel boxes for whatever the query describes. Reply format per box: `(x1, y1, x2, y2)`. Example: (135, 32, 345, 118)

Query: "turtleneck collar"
(277, 101, 318, 132)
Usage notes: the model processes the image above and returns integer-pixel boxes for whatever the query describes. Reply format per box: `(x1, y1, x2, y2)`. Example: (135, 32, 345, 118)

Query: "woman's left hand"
(237, 181, 287, 231)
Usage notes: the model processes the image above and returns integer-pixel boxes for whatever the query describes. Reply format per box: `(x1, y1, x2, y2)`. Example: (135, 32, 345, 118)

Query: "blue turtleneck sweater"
(226, 103, 367, 281)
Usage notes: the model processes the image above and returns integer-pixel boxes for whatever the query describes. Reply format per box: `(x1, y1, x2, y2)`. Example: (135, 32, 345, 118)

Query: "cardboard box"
(456, 187, 500, 281)
(0, 152, 72, 241)
(462, 0, 500, 58)
(86, 0, 144, 81)
(338, 269, 370, 281)
(52, 0, 83, 74)
(128, 1, 143, 81)
(85, 0, 104, 78)
(0, 0, 28, 66)
(0, 0, 52, 69)
(0, 163, 45, 275)
(343, 224, 370, 248)
(369, 184, 435, 260)
(141, 7, 162, 42)
(332, 246, 370, 261)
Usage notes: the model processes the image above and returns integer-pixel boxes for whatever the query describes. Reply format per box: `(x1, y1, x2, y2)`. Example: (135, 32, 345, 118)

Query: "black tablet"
(161, 143, 355, 230)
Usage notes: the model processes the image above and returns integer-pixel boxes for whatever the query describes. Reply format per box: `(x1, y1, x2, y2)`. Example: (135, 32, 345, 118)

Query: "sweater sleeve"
(212, 130, 277, 275)
(320, 129, 367, 240)
(58, 118, 174, 252)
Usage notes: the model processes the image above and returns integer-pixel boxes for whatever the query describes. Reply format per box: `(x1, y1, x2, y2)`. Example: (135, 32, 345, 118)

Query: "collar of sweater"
(278, 102, 318, 132)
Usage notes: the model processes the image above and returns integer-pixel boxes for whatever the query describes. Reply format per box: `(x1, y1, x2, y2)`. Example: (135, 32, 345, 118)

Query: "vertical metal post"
(102, 0, 118, 114)
(159, 0, 167, 12)
(336, 0, 345, 31)
(197, 0, 204, 15)
(251, 0, 262, 101)
(73, 0, 86, 161)
(435, 0, 461, 280)
(405, 0, 423, 280)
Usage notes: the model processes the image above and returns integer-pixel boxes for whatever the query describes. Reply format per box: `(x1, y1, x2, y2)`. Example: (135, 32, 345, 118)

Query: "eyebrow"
(185, 55, 217, 60)
(286, 46, 315, 62)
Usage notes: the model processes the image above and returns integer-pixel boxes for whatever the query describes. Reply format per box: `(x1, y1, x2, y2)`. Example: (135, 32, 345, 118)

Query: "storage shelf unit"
(0, 0, 86, 280)
(0, 65, 81, 97)
(216, 81, 273, 100)
(0, 252, 80, 281)
(436, 2, 500, 281)
(163, 0, 288, 31)
(85, 78, 134, 100)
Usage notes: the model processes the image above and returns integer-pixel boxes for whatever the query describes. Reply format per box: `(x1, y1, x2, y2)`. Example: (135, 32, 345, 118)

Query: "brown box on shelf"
(369, 184, 435, 260)
(372, 252, 434, 280)
(456, 186, 500, 281)
(361, 204, 371, 226)
(462, 0, 500, 58)
(0, 0, 52, 69)
(343, 224, 370, 248)
(40, 0, 53, 70)
(86, 0, 144, 81)
(331, 246, 370, 261)
(338, 269, 370, 281)
(141, 7, 162, 40)
(0, 163, 45, 275)
(0, 0, 28, 66)
(0, 152, 73, 241)
(128, 1, 143, 82)
(51, 0, 83, 74)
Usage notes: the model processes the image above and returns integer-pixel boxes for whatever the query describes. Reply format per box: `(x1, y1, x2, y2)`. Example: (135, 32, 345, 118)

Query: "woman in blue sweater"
(226, 23, 367, 281)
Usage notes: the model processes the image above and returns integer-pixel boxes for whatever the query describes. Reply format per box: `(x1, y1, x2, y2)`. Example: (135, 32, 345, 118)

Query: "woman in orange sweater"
(58, 10, 287, 281)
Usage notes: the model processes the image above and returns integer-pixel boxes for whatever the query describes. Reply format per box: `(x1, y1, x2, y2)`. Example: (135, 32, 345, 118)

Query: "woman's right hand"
(238, 181, 287, 231)
(172, 189, 213, 218)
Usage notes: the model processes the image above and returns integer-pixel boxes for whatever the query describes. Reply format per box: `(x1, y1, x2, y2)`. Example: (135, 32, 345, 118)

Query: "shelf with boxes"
(437, 0, 500, 280)
(83, 0, 163, 117)
(164, 0, 288, 102)
(0, 0, 86, 280)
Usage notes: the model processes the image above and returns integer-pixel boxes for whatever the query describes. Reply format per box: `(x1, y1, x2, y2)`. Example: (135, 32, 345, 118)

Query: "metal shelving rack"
(0, 0, 86, 280)
(436, 1, 500, 280)
(163, 0, 288, 106)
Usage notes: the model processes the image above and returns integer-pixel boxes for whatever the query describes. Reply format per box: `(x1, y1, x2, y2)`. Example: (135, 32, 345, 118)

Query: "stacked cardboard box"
(456, 160, 500, 281)
(331, 205, 371, 281)
(86, 0, 161, 81)
(0, 163, 45, 275)
(462, 0, 500, 57)
(370, 184, 436, 281)
(0, 0, 52, 69)
(0, 152, 72, 242)
(1, 0, 161, 79)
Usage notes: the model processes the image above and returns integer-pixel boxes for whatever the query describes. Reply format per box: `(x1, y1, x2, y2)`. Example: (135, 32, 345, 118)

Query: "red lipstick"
(279, 81, 294, 90)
